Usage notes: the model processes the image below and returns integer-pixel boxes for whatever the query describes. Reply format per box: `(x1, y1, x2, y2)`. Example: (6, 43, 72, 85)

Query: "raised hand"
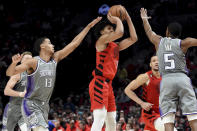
(123, 7, 130, 21)
(88, 17, 102, 28)
(140, 8, 151, 20)
(12, 54, 23, 64)
(140, 102, 153, 111)
(107, 13, 121, 24)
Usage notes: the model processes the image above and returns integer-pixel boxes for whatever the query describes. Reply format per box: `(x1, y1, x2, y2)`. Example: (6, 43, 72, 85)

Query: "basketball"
(108, 5, 126, 21)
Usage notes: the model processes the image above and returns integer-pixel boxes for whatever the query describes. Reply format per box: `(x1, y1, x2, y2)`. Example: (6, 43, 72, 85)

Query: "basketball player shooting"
(89, 5, 137, 131)
(6, 17, 101, 131)
(140, 7, 197, 131)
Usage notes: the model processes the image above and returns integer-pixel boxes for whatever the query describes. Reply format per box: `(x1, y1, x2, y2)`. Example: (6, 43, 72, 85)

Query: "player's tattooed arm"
(140, 8, 161, 50)
(6, 54, 36, 76)
(118, 10, 138, 51)
(181, 37, 197, 53)
(54, 17, 102, 62)
(124, 73, 153, 111)
(4, 74, 26, 97)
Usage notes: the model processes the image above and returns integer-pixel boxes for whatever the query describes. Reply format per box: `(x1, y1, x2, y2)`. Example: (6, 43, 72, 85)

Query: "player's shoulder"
(137, 73, 149, 81)
(181, 37, 192, 44)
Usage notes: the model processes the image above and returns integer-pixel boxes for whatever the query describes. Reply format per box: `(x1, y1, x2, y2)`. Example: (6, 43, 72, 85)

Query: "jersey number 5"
(164, 53, 175, 70)
(45, 78, 52, 88)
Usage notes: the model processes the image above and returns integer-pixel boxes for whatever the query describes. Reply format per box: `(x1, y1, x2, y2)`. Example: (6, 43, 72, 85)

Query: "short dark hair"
(94, 18, 115, 40)
(79, 120, 86, 125)
(167, 22, 182, 38)
(34, 37, 48, 55)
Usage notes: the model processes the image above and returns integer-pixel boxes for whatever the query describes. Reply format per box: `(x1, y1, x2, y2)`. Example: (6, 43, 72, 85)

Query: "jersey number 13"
(45, 78, 52, 88)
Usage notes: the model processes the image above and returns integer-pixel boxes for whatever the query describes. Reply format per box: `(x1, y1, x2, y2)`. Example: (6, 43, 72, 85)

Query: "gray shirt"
(157, 37, 188, 76)
(24, 56, 57, 103)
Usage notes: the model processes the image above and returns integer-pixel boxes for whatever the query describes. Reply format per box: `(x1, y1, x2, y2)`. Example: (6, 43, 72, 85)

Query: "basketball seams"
(108, 5, 126, 21)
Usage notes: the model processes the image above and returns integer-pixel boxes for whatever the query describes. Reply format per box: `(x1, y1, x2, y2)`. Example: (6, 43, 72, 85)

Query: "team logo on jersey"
(40, 70, 55, 77)
(165, 44, 172, 51)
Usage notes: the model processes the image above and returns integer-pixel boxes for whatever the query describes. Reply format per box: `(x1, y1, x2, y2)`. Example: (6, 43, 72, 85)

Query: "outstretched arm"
(54, 17, 102, 62)
(118, 10, 138, 51)
(124, 73, 153, 111)
(140, 8, 162, 50)
(181, 37, 197, 53)
(4, 74, 26, 97)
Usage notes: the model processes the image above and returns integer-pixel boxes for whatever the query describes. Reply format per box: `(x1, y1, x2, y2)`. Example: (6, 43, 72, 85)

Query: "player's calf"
(161, 113, 177, 131)
(187, 114, 197, 131)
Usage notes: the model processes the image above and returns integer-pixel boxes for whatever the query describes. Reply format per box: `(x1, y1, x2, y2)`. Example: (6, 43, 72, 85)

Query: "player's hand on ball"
(140, 102, 153, 111)
(107, 13, 121, 24)
(140, 8, 151, 20)
(88, 17, 102, 28)
(12, 54, 23, 64)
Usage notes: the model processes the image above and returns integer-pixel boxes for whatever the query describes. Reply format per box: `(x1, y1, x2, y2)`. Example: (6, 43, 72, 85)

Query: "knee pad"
(154, 117, 165, 131)
(187, 114, 197, 121)
(19, 123, 29, 131)
(162, 113, 175, 124)
(33, 126, 49, 131)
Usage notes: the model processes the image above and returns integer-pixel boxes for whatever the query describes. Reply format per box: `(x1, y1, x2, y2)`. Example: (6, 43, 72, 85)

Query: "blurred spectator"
(119, 117, 127, 131)
(86, 116, 92, 129)
(53, 119, 65, 131)
(78, 120, 90, 131)
(64, 97, 76, 112)
(66, 119, 79, 131)
(124, 123, 134, 131)
(116, 122, 123, 131)
(48, 120, 55, 131)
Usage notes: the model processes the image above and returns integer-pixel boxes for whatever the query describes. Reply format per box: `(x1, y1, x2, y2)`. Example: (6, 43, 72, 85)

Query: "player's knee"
(162, 113, 175, 124)
(187, 114, 197, 121)
(154, 117, 165, 131)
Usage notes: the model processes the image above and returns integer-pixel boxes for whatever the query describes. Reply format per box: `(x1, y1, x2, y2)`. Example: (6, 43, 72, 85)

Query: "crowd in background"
(0, 0, 197, 130)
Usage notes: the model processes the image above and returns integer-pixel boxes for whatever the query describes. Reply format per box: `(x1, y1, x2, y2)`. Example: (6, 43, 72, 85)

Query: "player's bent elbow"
(4, 89, 9, 96)
(6, 71, 12, 77)
(132, 36, 138, 42)
(124, 87, 129, 95)
(130, 36, 138, 44)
